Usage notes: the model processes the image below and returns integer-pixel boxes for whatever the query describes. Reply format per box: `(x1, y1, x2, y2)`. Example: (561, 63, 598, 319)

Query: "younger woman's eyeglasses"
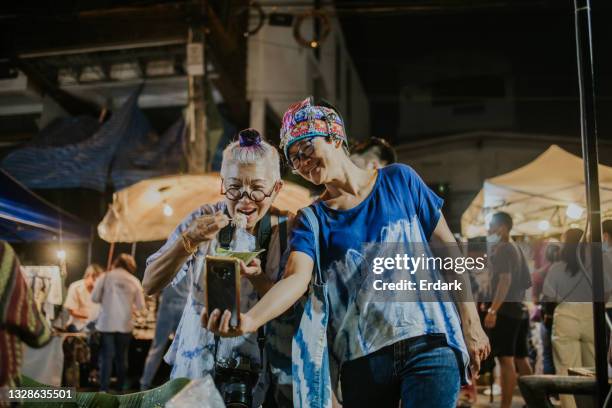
(288, 138, 315, 170)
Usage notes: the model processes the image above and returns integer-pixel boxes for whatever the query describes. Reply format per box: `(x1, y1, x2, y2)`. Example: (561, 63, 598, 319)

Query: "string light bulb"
(538, 220, 551, 231)
(163, 203, 174, 217)
(566, 203, 584, 220)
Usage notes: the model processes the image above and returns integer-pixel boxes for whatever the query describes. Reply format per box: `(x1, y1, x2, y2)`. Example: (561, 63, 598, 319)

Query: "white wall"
(247, 2, 369, 141)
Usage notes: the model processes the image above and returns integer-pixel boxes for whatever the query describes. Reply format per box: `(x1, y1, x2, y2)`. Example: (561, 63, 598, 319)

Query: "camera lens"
(224, 382, 251, 407)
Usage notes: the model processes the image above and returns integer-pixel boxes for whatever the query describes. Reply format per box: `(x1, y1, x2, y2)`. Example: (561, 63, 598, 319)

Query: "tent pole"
(574, 0, 608, 405)
(131, 242, 137, 258)
(106, 242, 115, 270)
(87, 226, 94, 266)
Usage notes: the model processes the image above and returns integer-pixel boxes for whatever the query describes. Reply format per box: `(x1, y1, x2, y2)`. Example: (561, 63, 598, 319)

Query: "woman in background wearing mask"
(484, 212, 532, 408)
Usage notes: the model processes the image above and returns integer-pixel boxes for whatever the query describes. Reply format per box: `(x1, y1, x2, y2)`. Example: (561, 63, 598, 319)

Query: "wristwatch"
(487, 308, 497, 315)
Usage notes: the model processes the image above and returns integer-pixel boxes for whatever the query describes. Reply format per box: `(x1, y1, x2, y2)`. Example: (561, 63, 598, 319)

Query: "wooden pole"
(573, 0, 609, 405)
(106, 242, 115, 270)
(186, 8, 208, 174)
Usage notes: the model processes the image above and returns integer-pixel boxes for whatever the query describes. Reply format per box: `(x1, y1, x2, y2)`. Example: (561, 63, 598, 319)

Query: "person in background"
(64, 264, 104, 332)
(604, 219, 612, 263)
(602, 219, 612, 377)
(92, 253, 145, 393)
(139, 277, 188, 390)
(484, 212, 533, 408)
(532, 242, 561, 375)
(542, 228, 612, 408)
(350, 136, 397, 170)
(0, 241, 51, 394)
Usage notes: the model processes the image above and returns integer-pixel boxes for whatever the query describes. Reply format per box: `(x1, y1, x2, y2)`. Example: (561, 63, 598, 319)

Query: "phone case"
(204, 255, 241, 328)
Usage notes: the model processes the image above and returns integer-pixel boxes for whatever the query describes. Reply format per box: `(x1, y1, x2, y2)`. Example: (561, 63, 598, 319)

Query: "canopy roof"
(0, 169, 91, 242)
(98, 173, 313, 243)
(461, 145, 612, 237)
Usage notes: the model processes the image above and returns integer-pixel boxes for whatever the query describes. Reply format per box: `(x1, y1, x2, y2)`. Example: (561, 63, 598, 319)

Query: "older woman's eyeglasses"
(221, 181, 278, 202)
(288, 138, 315, 170)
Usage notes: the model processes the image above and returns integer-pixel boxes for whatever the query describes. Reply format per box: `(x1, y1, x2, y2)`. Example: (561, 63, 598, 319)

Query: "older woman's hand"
(239, 259, 263, 277)
(184, 212, 230, 245)
(201, 308, 257, 337)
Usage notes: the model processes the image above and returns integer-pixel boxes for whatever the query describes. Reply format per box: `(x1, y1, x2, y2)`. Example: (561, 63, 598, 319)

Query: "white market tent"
(98, 173, 312, 243)
(461, 145, 612, 238)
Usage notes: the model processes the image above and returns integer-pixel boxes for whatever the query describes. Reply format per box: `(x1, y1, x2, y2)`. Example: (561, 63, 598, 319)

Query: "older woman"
(207, 98, 490, 408)
(143, 129, 295, 407)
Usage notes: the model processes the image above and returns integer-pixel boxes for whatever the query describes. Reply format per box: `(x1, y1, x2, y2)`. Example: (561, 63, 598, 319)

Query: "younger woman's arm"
(203, 250, 312, 336)
(430, 215, 491, 375)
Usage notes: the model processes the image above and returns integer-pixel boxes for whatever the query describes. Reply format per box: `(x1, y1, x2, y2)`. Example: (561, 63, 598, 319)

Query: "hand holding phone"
(204, 255, 241, 328)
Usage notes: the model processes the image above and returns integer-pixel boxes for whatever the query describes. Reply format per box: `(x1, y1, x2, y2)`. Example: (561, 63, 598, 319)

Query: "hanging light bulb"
(163, 203, 174, 217)
(538, 220, 551, 231)
(57, 249, 66, 261)
(565, 203, 584, 220)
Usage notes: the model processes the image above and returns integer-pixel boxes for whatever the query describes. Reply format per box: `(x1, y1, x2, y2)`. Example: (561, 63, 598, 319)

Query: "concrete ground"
(471, 386, 526, 407)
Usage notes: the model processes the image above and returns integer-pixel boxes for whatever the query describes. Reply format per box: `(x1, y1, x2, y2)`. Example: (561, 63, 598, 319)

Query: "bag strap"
(511, 242, 531, 287)
(301, 206, 323, 285)
(256, 211, 273, 249)
(278, 214, 288, 258)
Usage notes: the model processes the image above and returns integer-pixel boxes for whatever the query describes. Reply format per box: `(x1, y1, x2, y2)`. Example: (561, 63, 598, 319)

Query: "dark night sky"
(339, 0, 612, 142)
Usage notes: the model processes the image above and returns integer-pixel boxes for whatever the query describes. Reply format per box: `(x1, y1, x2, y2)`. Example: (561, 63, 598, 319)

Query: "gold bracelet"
(181, 232, 198, 254)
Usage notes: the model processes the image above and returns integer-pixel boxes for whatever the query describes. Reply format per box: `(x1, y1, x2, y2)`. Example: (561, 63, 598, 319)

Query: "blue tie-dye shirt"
(290, 163, 469, 379)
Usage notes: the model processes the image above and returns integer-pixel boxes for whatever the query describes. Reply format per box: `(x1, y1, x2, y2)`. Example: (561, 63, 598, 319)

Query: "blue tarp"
(111, 116, 186, 190)
(1, 87, 188, 192)
(28, 115, 101, 147)
(0, 169, 91, 242)
(1, 90, 142, 192)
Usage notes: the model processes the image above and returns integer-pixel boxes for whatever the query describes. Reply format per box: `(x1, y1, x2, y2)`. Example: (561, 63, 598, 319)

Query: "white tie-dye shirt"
(290, 164, 469, 383)
(147, 202, 296, 406)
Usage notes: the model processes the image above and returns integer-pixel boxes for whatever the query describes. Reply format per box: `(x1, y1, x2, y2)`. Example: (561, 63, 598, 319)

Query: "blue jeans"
(340, 334, 461, 408)
(99, 332, 131, 392)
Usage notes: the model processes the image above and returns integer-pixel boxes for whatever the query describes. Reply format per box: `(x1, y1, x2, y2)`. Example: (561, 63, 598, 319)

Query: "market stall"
(97, 173, 312, 243)
(0, 169, 91, 242)
(461, 144, 612, 237)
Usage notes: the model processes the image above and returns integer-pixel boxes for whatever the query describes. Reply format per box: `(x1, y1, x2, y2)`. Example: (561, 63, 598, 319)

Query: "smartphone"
(205, 255, 241, 328)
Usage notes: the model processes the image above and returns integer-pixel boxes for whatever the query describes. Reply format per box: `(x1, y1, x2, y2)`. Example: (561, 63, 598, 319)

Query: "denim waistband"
(394, 333, 447, 353)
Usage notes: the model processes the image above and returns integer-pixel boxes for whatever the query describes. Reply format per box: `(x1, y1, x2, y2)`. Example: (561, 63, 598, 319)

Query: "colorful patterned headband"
(279, 97, 347, 159)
